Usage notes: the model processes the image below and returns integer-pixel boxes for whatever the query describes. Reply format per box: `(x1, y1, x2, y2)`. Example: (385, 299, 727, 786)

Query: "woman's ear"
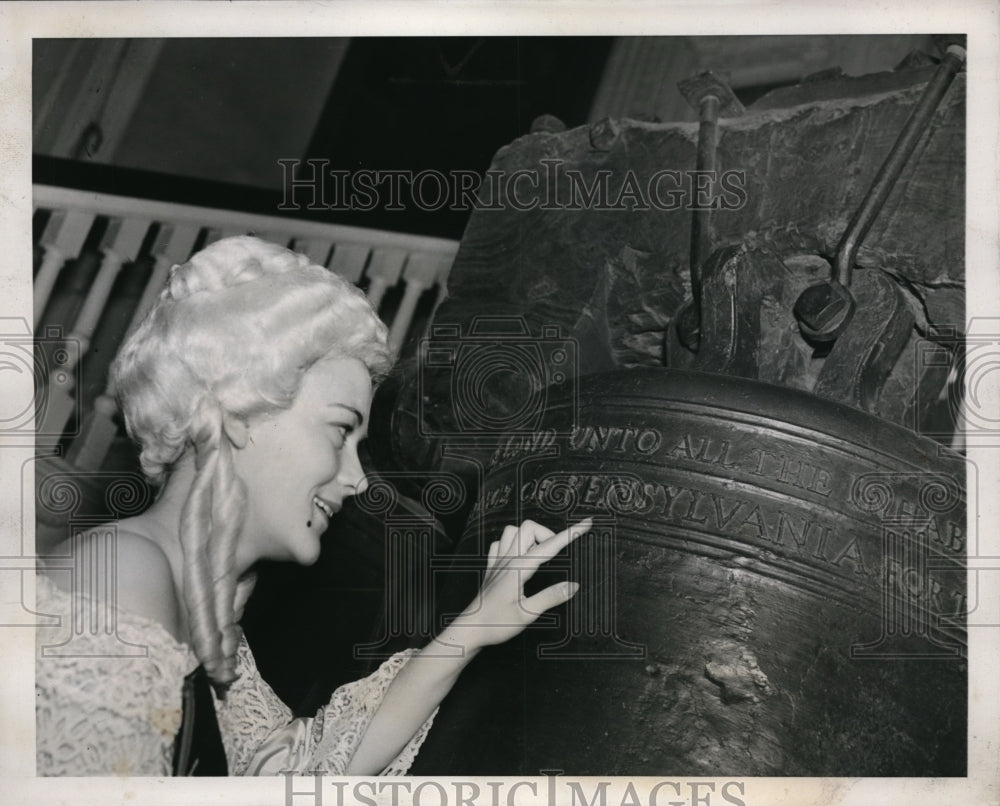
(222, 413, 249, 449)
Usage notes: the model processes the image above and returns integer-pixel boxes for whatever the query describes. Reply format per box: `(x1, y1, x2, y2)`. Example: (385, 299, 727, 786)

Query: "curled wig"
(111, 235, 394, 685)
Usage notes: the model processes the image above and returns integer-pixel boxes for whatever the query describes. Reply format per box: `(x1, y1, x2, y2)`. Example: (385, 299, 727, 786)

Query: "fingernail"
(565, 581, 581, 596)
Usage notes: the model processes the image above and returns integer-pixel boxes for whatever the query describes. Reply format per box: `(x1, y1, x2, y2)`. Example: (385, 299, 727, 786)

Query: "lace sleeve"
(230, 647, 437, 776)
(34, 576, 197, 776)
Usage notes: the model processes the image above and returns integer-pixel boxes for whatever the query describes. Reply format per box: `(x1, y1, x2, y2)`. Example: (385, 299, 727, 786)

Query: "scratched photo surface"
(4, 5, 999, 806)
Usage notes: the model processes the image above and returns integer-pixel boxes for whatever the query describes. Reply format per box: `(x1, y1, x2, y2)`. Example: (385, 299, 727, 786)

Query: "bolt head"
(589, 118, 620, 151)
(677, 70, 745, 118)
(530, 114, 566, 134)
(793, 281, 856, 342)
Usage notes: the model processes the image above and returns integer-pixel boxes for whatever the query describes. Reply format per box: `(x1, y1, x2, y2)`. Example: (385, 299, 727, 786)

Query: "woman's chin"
(292, 539, 322, 566)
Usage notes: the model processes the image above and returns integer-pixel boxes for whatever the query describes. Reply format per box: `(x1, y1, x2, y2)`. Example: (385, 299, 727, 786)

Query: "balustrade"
(32, 183, 458, 477)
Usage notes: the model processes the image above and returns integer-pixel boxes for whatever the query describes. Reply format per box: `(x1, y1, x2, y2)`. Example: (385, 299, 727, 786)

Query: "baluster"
(329, 243, 371, 284)
(38, 217, 149, 444)
(257, 231, 290, 248)
(364, 247, 407, 313)
(203, 226, 247, 246)
(292, 237, 333, 268)
(129, 223, 200, 333)
(388, 253, 451, 353)
(34, 209, 96, 327)
(431, 251, 455, 319)
(67, 223, 199, 471)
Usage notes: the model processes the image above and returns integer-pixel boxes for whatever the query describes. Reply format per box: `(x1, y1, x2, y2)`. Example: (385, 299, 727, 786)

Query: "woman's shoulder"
(42, 522, 184, 642)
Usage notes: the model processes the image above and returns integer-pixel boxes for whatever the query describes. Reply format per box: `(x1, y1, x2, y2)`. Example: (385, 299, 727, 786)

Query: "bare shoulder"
(43, 524, 183, 641)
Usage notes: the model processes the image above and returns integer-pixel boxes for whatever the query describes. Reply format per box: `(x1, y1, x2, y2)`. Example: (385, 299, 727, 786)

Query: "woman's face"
(232, 356, 373, 566)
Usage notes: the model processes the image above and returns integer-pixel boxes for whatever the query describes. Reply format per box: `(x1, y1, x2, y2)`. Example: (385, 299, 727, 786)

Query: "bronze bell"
(395, 46, 968, 776)
(410, 367, 965, 776)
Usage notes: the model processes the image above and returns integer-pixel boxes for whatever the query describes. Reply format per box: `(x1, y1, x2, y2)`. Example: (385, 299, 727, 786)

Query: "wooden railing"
(32, 183, 459, 474)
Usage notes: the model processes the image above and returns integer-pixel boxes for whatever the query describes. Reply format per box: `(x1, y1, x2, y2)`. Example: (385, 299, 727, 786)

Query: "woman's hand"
(345, 517, 592, 774)
(443, 518, 593, 652)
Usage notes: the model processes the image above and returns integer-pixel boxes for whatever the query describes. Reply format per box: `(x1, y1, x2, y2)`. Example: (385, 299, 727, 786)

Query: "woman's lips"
(312, 496, 340, 520)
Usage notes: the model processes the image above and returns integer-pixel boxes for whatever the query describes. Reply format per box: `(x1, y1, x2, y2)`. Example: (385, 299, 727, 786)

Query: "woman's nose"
(337, 446, 368, 496)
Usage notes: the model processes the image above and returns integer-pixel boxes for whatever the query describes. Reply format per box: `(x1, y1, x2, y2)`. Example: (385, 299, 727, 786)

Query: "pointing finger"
(516, 519, 556, 556)
(530, 517, 593, 562)
(521, 581, 581, 618)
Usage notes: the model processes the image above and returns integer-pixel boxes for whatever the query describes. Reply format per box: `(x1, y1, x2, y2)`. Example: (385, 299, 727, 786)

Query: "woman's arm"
(345, 518, 591, 775)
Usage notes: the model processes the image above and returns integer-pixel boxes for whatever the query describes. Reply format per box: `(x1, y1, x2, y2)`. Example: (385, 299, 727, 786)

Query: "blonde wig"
(111, 235, 393, 686)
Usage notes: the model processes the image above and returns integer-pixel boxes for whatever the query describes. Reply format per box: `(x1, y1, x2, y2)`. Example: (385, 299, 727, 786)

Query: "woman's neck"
(136, 453, 258, 587)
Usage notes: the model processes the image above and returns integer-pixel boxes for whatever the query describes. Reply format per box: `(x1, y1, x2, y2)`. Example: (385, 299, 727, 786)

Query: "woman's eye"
(329, 424, 351, 442)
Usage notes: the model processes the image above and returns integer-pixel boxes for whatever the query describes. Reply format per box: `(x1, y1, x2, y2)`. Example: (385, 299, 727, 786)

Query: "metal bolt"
(676, 71, 744, 343)
(793, 281, 856, 342)
(530, 114, 567, 134)
(677, 71, 745, 121)
(588, 117, 620, 151)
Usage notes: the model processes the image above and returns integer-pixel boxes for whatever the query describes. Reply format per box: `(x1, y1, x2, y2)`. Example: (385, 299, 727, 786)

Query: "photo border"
(2, 2, 997, 804)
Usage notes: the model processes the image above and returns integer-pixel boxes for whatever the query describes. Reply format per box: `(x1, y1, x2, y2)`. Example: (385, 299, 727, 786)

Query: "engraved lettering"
(583, 476, 603, 505)
(798, 462, 816, 490)
(951, 589, 967, 617)
(635, 429, 661, 454)
(489, 429, 556, 464)
(885, 558, 946, 604)
(928, 575, 944, 616)
(697, 438, 739, 468)
(680, 490, 708, 524)
(811, 525, 833, 561)
(751, 449, 780, 478)
(711, 494, 745, 530)
(778, 456, 801, 486)
(482, 483, 512, 511)
(661, 485, 684, 516)
(775, 510, 807, 549)
(595, 426, 619, 451)
(885, 559, 902, 590)
(927, 517, 943, 548)
(643, 482, 668, 516)
(628, 481, 654, 514)
(669, 435, 696, 460)
(570, 425, 662, 455)
(619, 427, 639, 452)
(810, 469, 833, 496)
(737, 505, 768, 538)
(716, 440, 740, 469)
(537, 477, 555, 501)
(830, 537, 869, 576)
(947, 520, 964, 553)
(749, 449, 833, 497)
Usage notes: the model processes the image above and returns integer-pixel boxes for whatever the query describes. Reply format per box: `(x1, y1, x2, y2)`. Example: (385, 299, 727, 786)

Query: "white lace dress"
(34, 575, 436, 776)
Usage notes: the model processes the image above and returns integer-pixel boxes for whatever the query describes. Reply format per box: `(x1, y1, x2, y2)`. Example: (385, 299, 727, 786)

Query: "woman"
(36, 235, 589, 776)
